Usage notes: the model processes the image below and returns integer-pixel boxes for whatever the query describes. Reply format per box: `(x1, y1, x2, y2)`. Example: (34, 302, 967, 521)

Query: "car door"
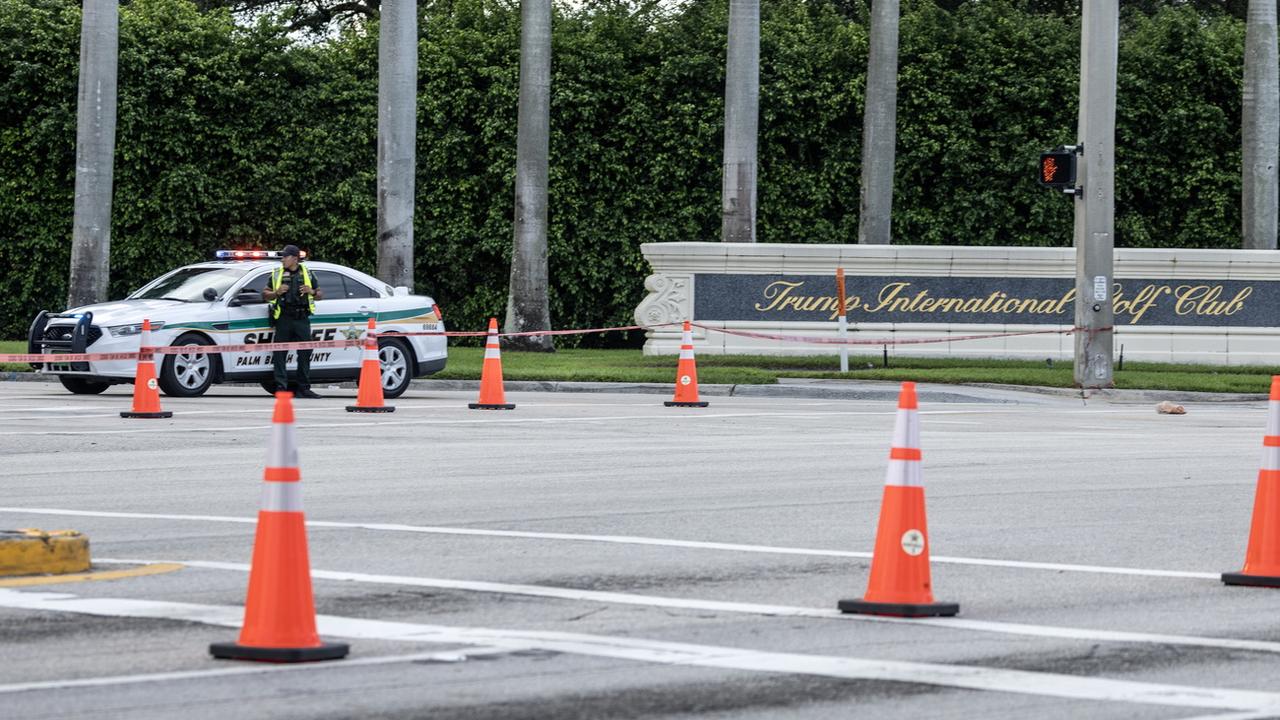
(222, 270, 275, 376)
(308, 269, 375, 371)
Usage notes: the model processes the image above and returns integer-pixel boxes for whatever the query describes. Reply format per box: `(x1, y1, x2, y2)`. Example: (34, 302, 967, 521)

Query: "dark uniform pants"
(272, 314, 312, 391)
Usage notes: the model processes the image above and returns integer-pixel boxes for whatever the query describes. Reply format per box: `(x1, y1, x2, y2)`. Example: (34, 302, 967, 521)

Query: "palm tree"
(68, 0, 119, 309)
(1242, 0, 1278, 249)
(376, 0, 418, 289)
(506, 0, 554, 351)
(858, 0, 899, 245)
(720, 0, 760, 243)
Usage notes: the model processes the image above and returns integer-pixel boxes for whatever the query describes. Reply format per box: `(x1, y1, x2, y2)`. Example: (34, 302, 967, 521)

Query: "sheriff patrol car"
(29, 250, 447, 398)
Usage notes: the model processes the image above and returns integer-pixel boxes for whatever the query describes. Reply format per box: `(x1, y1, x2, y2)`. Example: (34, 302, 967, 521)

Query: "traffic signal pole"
(1073, 0, 1119, 389)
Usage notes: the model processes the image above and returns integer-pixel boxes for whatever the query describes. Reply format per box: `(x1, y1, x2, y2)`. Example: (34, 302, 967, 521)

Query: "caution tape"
(0, 320, 1110, 365)
(149, 338, 365, 355)
(0, 352, 147, 364)
(0, 324, 667, 365)
(378, 322, 676, 339)
(690, 323, 1082, 347)
(0, 338, 366, 365)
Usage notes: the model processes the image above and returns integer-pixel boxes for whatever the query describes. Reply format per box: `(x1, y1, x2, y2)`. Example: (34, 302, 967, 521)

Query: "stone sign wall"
(634, 243, 1280, 365)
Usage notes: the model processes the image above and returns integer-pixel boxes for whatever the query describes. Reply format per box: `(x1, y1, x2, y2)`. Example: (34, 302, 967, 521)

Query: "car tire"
(59, 376, 110, 395)
(159, 333, 218, 397)
(378, 338, 413, 399)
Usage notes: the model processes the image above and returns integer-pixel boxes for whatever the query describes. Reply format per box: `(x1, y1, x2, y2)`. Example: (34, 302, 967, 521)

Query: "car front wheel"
(378, 338, 413, 399)
(159, 333, 217, 397)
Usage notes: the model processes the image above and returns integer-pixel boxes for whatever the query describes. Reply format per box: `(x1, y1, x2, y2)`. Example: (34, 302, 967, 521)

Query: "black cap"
(280, 245, 301, 258)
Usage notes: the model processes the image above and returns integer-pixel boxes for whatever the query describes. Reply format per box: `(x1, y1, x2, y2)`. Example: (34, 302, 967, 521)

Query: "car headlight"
(109, 321, 165, 337)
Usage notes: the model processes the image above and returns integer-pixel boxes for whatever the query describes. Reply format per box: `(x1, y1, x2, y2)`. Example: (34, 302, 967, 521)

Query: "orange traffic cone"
(664, 320, 708, 408)
(1223, 376, 1280, 587)
(120, 319, 172, 419)
(346, 319, 394, 414)
(838, 382, 958, 617)
(210, 391, 349, 663)
(469, 318, 514, 410)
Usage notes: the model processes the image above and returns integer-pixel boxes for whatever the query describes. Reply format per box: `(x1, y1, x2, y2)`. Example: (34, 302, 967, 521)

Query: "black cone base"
(664, 401, 709, 407)
(838, 598, 959, 618)
(345, 405, 395, 413)
(469, 403, 515, 410)
(120, 411, 173, 419)
(1222, 571, 1280, 588)
(210, 641, 350, 663)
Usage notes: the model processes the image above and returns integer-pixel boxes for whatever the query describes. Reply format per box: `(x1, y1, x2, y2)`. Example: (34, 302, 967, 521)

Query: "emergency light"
(213, 249, 308, 260)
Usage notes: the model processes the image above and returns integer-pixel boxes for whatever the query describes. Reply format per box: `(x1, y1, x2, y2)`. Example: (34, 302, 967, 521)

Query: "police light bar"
(213, 249, 307, 260)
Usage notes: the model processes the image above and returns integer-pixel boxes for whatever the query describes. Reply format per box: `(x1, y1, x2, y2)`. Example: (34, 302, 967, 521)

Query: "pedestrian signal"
(1038, 148, 1077, 190)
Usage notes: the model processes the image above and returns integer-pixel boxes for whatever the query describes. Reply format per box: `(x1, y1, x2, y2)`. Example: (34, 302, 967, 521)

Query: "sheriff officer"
(263, 245, 323, 398)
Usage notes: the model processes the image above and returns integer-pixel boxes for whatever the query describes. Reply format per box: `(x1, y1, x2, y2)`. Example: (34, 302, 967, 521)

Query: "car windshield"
(131, 266, 250, 302)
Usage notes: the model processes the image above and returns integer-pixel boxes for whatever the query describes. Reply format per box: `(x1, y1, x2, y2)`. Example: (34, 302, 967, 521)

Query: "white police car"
(29, 250, 447, 398)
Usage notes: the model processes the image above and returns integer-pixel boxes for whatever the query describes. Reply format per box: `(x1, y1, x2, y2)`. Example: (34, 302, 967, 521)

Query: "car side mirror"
(229, 290, 265, 307)
(202, 287, 218, 302)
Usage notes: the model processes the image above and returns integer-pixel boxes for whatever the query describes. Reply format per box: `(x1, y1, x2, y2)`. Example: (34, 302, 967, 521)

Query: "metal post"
(836, 267, 848, 372)
(1073, 0, 1118, 389)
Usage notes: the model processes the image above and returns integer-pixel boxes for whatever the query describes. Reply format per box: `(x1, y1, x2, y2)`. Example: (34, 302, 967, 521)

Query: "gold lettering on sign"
(1173, 285, 1252, 317)
(748, 279, 1257, 324)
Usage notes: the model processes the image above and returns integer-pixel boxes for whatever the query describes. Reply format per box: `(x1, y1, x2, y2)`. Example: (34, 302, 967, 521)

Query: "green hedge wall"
(0, 0, 1247, 343)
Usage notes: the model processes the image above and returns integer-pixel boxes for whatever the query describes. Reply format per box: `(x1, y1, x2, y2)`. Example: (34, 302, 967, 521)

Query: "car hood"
(61, 298, 217, 327)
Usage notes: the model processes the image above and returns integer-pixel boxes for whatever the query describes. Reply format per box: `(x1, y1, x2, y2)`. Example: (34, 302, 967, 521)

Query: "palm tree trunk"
(68, 0, 119, 309)
(376, 0, 418, 289)
(1243, 0, 1278, 249)
(858, 0, 899, 245)
(720, 0, 760, 243)
(506, 0, 553, 351)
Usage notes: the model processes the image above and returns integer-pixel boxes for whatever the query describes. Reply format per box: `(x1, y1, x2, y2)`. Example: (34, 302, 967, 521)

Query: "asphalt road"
(1, 379, 1279, 719)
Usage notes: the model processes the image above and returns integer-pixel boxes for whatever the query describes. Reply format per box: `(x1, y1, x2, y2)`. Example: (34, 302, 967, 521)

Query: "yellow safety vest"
(269, 264, 316, 319)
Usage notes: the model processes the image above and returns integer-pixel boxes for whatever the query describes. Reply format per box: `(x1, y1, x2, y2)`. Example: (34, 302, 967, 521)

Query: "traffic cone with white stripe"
(120, 319, 172, 419)
(1223, 376, 1280, 587)
(664, 321, 708, 408)
(346, 319, 394, 413)
(210, 391, 349, 662)
(469, 318, 514, 410)
(839, 382, 958, 617)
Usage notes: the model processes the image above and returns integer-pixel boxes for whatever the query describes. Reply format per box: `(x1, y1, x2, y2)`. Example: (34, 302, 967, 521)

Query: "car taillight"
(433, 303, 444, 321)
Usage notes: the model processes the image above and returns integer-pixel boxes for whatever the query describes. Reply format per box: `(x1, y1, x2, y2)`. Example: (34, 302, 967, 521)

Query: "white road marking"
(1172, 707, 1280, 712)
(99, 558, 1280, 656)
(0, 647, 519, 694)
(0, 405, 121, 413)
(0, 407, 1112, 436)
(0, 507, 1219, 580)
(0, 587, 1275, 711)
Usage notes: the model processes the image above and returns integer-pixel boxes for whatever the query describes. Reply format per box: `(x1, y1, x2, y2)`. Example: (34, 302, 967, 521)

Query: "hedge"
(0, 0, 1247, 343)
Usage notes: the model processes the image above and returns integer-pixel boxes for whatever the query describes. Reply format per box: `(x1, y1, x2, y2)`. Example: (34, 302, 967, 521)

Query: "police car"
(29, 250, 447, 398)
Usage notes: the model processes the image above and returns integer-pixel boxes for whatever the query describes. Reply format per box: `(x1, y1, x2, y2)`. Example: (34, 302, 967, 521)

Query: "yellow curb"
(0, 529, 90, 577)
(0, 562, 183, 587)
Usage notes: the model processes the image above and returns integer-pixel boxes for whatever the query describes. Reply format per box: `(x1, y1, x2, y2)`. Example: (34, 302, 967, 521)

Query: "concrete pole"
(376, 0, 418, 291)
(857, 0, 899, 245)
(68, 0, 119, 309)
(1073, 0, 1118, 389)
(720, 0, 759, 243)
(1242, 0, 1279, 250)
(505, 0, 553, 351)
